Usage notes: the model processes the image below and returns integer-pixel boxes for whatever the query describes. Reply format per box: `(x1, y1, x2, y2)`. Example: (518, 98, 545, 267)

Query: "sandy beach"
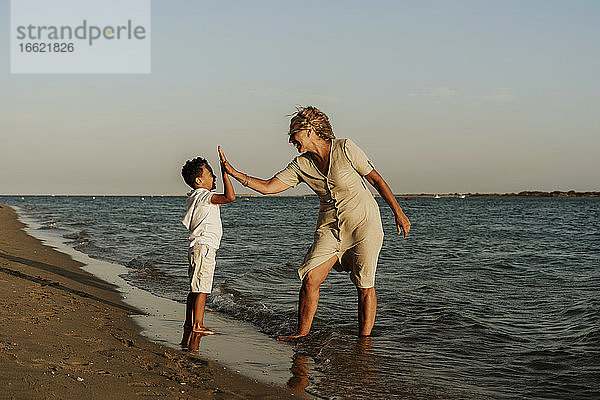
(0, 204, 300, 399)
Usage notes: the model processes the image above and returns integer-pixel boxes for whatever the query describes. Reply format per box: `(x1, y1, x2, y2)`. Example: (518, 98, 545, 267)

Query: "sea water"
(1, 195, 598, 399)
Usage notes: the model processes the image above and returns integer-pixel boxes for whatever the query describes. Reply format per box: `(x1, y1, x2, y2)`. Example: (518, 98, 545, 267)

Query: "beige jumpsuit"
(275, 138, 384, 288)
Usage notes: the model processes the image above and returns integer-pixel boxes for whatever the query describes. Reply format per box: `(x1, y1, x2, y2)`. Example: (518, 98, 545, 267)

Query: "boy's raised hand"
(211, 146, 236, 204)
(218, 146, 232, 174)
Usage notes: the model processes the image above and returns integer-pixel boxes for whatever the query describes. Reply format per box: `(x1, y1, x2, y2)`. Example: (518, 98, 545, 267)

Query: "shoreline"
(0, 204, 301, 399)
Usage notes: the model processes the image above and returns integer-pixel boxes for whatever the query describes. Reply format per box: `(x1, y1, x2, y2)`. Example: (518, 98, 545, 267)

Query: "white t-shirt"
(181, 188, 222, 249)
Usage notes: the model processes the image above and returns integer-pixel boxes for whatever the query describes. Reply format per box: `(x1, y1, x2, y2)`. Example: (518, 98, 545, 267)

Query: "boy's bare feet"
(192, 327, 215, 335)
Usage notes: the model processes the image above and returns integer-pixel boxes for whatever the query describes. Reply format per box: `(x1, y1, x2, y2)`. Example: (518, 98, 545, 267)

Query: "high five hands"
(218, 146, 233, 175)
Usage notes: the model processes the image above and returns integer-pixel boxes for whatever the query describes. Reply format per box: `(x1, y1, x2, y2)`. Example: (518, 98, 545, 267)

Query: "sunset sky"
(1, 0, 599, 195)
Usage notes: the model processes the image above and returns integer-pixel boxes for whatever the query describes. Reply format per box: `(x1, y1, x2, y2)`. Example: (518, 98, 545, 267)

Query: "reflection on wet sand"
(288, 353, 312, 393)
(181, 329, 207, 352)
(288, 335, 488, 399)
(289, 336, 377, 397)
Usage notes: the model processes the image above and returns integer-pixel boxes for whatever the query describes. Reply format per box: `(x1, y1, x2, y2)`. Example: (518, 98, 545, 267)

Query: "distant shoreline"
(400, 191, 600, 199)
(2, 190, 599, 198)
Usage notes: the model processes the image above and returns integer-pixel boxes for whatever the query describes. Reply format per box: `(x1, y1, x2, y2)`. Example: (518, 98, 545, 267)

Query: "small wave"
(209, 280, 295, 337)
(63, 230, 89, 240)
(62, 230, 96, 252)
(62, 234, 112, 262)
(125, 258, 165, 281)
(126, 257, 154, 269)
(39, 222, 59, 230)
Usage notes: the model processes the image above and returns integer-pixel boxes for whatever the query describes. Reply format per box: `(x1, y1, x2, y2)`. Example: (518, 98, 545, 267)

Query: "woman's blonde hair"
(288, 106, 335, 140)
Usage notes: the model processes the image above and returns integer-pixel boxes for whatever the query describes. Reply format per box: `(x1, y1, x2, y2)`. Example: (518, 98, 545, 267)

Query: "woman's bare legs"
(357, 287, 377, 336)
(278, 255, 338, 340)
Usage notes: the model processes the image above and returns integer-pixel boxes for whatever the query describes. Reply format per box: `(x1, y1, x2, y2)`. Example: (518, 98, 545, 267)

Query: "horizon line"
(2, 190, 599, 198)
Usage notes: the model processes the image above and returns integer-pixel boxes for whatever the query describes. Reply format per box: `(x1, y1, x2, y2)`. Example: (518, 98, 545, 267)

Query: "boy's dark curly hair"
(182, 157, 216, 189)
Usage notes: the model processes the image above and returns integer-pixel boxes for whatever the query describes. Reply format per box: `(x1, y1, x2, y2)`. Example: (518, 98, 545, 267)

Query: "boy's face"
(194, 165, 215, 190)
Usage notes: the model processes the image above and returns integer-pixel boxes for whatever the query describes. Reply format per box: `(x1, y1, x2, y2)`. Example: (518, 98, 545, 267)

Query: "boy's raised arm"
(210, 146, 236, 204)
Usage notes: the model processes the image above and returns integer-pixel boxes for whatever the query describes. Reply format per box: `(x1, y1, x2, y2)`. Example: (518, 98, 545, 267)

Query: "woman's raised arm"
(218, 147, 291, 195)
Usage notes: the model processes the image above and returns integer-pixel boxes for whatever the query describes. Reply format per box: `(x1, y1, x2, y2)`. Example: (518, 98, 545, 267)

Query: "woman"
(219, 106, 410, 339)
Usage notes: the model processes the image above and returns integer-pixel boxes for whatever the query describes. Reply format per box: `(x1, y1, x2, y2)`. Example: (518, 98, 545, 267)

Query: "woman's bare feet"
(277, 332, 309, 341)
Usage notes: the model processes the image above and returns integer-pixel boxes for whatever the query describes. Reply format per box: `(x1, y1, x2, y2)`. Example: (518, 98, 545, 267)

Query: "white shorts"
(187, 243, 217, 293)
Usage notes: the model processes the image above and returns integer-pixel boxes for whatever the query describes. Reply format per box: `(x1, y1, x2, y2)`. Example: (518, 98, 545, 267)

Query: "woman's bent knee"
(302, 256, 337, 288)
(303, 272, 322, 290)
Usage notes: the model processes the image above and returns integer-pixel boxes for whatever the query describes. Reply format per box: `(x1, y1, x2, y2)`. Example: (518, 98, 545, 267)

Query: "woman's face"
(289, 129, 311, 153)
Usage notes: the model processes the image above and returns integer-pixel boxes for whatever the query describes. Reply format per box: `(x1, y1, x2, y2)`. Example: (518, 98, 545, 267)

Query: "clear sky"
(1, 0, 599, 195)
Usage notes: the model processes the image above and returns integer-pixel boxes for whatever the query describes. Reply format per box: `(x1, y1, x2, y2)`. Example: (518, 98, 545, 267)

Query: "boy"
(181, 146, 235, 339)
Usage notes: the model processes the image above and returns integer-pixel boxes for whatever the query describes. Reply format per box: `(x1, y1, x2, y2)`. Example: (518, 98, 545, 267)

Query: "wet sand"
(0, 204, 300, 399)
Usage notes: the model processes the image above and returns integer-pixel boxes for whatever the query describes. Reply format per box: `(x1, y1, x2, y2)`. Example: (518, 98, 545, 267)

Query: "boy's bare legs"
(181, 292, 213, 348)
(181, 292, 195, 346)
(183, 292, 214, 338)
(191, 292, 214, 334)
(357, 287, 377, 336)
(278, 255, 338, 340)
(183, 292, 195, 329)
